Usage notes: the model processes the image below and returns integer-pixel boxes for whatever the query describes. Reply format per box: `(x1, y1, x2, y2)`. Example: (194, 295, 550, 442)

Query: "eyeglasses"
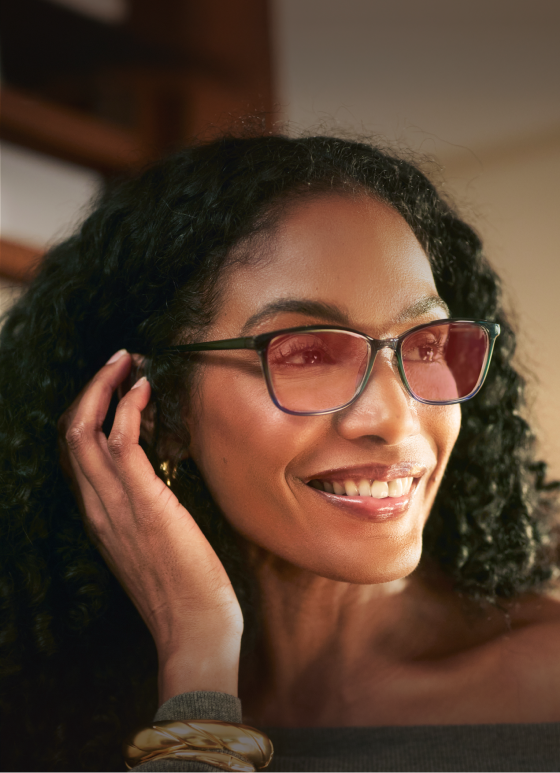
(160, 319, 500, 416)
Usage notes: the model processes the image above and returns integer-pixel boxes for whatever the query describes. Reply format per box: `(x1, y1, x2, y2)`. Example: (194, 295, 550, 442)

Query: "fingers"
(105, 376, 165, 507)
(61, 350, 176, 528)
(117, 353, 146, 401)
(57, 350, 127, 482)
(106, 377, 150, 464)
(63, 349, 132, 448)
(60, 350, 151, 508)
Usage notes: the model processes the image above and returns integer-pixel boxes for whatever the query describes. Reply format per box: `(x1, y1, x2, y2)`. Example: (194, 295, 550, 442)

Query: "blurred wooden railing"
(0, 87, 150, 175)
(0, 0, 275, 283)
(0, 239, 43, 283)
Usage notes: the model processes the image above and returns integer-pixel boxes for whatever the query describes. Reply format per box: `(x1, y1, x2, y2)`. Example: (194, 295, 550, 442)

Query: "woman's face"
(186, 195, 461, 584)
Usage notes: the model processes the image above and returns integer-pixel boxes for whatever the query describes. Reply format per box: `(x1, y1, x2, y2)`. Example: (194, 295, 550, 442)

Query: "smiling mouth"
(304, 471, 422, 522)
(307, 476, 414, 499)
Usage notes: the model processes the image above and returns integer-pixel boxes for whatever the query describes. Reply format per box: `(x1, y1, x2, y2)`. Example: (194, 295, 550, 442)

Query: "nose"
(335, 350, 420, 445)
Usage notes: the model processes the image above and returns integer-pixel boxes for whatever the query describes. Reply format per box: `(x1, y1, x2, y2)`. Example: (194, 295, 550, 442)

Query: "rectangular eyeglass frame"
(157, 318, 501, 415)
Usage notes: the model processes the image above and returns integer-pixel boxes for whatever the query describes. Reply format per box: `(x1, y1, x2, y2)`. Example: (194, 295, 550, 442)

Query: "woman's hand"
(57, 349, 243, 704)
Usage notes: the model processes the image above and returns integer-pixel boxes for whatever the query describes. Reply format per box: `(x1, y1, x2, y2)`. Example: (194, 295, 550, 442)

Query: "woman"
(1, 135, 559, 772)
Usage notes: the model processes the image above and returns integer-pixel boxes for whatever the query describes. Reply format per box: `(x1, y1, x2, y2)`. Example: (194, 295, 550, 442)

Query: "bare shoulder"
(467, 584, 560, 673)
(411, 584, 560, 723)
(499, 585, 560, 714)
(508, 583, 560, 631)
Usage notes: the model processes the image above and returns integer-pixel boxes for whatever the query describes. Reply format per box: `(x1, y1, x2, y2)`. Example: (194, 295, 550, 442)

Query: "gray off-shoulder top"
(134, 691, 560, 772)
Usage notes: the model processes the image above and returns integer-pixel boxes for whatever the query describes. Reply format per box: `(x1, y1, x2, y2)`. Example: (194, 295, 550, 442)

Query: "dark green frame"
(159, 319, 501, 416)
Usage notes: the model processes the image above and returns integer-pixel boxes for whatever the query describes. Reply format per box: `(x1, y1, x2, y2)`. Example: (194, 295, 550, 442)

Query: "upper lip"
(303, 462, 427, 484)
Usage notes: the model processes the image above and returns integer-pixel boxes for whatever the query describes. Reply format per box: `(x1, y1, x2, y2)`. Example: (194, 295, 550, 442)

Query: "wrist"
(157, 631, 242, 705)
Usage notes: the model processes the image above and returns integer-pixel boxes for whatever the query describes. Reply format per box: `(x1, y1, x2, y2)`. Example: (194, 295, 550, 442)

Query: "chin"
(319, 541, 424, 585)
(246, 527, 425, 586)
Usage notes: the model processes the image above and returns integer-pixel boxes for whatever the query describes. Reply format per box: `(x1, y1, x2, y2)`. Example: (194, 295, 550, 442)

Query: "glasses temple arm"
(161, 338, 257, 353)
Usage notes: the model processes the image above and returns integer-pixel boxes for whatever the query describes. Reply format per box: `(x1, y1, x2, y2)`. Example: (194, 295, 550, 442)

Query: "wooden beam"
(0, 87, 150, 174)
(129, 0, 277, 143)
(181, 0, 275, 135)
(0, 239, 43, 283)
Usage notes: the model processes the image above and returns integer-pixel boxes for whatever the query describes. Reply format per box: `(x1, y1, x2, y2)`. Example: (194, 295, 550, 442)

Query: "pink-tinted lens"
(266, 331, 370, 413)
(401, 322, 489, 402)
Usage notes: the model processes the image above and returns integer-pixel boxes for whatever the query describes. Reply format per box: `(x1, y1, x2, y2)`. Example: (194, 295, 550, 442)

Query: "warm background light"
(1, 0, 558, 476)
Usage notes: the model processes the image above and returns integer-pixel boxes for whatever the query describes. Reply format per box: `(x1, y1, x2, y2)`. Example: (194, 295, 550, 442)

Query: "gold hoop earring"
(159, 460, 176, 487)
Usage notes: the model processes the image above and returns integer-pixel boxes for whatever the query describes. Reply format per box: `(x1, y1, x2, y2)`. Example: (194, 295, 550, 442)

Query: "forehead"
(219, 195, 439, 336)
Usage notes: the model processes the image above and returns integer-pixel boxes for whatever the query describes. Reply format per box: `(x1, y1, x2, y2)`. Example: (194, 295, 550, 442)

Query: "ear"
(118, 353, 189, 462)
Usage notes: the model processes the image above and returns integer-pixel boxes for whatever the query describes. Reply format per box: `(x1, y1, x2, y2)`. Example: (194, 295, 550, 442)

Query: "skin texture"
(183, 195, 560, 726)
(187, 195, 461, 585)
(58, 358, 243, 705)
(61, 194, 560, 726)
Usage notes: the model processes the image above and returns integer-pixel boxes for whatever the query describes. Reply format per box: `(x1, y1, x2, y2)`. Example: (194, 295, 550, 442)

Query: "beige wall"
(271, 0, 560, 481)
(2, 1, 559, 481)
(0, 141, 101, 324)
(441, 136, 560, 477)
(2, 141, 559, 482)
(0, 141, 101, 248)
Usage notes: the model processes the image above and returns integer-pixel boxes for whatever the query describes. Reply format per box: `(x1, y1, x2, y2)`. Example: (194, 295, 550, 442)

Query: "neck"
(239, 547, 446, 725)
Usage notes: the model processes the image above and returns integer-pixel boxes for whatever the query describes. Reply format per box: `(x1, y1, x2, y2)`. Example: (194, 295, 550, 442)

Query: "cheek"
(185, 366, 463, 583)
(422, 403, 461, 496)
(439, 403, 461, 458)
(187, 365, 315, 528)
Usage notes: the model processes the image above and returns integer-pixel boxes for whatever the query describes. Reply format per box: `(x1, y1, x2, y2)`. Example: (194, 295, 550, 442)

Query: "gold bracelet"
(123, 719, 274, 771)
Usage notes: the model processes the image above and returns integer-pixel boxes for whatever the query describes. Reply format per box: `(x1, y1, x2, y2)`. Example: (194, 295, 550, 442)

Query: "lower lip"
(306, 479, 419, 523)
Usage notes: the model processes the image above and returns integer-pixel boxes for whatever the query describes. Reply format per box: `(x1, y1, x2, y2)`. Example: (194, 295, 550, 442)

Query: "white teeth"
(370, 480, 389, 498)
(402, 476, 413, 495)
(309, 476, 415, 497)
(358, 478, 372, 496)
(343, 480, 360, 496)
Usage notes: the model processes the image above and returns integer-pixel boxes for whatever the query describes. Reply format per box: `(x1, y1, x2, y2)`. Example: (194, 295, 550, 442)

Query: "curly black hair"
(1, 134, 558, 771)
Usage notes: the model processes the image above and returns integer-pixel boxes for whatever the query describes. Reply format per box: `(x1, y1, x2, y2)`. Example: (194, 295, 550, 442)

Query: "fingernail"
(106, 349, 128, 364)
(131, 376, 147, 390)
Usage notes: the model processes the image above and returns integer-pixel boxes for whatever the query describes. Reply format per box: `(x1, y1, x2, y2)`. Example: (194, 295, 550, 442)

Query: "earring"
(159, 460, 177, 487)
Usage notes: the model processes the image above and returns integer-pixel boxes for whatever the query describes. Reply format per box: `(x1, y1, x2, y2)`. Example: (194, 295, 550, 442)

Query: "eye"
(402, 333, 447, 363)
(286, 348, 326, 366)
(268, 335, 335, 367)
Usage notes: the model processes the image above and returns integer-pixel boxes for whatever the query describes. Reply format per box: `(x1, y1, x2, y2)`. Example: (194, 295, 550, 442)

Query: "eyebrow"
(240, 295, 451, 335)
(393, 295, 451, 324)
(241, 300, 350, 334)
